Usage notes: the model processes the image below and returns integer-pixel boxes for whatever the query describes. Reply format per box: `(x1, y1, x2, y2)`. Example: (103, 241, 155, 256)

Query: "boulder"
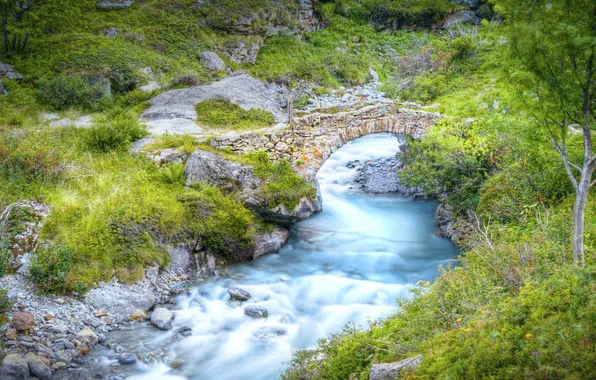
(1, 354, 29, 379)
(129, 309, 147, 321)
(184, 149, 261, 192)
(227, 286, 251, 301)
(139, 81, 161, 92)
(369, 355, 422, 380)
(118, 353, 137, 365)
(147, 148, 188, 166)
(216, 37, 264, 65)
(97, 0, 133, 10)
(435, 203, 458, 241)
(12, 311, 35, 331)
(253, 226, 289, 259)
(0, 61, 23, 80)
(244, 305, 268, 318)
(369, 67, 380, 82)
(177, 326, 192, 337)
(26, 353, 52, 380)
(150, 307, 174, 330)
(4, 328, 17, 340)
(0, 80, 6, 96)
(252, 326, 287, 341)
(76, 327, 99, 348)
(199, 52, 227, 72)
(244, 195, 322, 226)
(167, 246, 192, 273)
(101, 27, 119, 37)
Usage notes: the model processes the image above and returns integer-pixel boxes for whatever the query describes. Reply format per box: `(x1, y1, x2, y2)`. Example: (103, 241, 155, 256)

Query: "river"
(85, 133, 459, 380)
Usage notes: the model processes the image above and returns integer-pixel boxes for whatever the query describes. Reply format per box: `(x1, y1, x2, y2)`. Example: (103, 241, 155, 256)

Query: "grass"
(195, 99, 276, 130)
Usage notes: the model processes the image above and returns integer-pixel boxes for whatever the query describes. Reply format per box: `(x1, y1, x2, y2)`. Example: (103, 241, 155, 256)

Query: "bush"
(158, 163, 186, 185)
(244, 151, 316, 209)
(37, 74, 111, 111)
(0, 288, 9, 314)
(84, 108, 148, 152)
(29, 244, 75, 294)
(195, 99, 275, 130)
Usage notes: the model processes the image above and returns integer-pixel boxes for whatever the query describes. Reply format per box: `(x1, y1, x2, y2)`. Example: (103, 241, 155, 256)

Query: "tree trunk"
(572, 168, 593, 268)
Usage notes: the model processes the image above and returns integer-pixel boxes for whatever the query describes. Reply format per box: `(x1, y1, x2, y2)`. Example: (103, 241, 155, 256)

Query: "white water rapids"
(85, 133, 459, 380)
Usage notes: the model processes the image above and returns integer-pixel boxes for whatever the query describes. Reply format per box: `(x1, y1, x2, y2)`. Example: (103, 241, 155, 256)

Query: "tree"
(495, 0, 595, 267)
(0, 0, 37, 53)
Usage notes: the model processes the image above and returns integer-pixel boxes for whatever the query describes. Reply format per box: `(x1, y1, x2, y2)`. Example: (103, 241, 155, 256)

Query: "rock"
(26, 353, 52, 380)
(369, 67, 379, 82)
(167, 246, 192, 273)
(0, 80, 6, 96)
(93, 310, 108, 318)
(227, 286, 251, 301)
(443, 10, 479, 29)
(215, 37, 263, 65)
(101, 27, 119, 37)
(5, 328, 17, 340)
(118, 353, 137, 365)
(184, 149, 261, 192)
(1, 353, 30, 379)
(244, 306, 268, 318)
(76, 327, 99, 348)
(177, 326, 192, 337)
(0, 61, 23, 80)
(150, 308, 174, 330)
(139, 81, 161, 92)
(78, 345, 91, 355)
(369, 355, 422, 380)
(13, 311, 35, 331)
(253, 226, 289, 259)
(147, 148, 188, 166)
(141, 74, 285, 135)
(244, 195, 322, 226)
(252, 326, 287, 341)
(199, 52, 227, 72)
(435, 203, 458, 241)
(97, 0, 133, 10)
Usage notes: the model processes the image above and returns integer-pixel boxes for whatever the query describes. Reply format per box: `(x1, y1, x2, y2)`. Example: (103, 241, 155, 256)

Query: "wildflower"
(456, 318, 462, 323)
(532, 351, 540, 356)
(525, 333, 533, 339)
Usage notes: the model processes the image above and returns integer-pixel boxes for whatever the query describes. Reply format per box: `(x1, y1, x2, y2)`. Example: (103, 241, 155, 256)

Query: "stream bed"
(84, 133, 459, 380)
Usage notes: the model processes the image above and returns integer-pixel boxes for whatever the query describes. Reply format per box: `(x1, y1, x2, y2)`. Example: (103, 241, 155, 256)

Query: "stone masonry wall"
(209, 103, 440, 181)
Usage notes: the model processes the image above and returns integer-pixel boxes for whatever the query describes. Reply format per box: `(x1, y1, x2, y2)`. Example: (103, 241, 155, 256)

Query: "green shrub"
(195, 99, 275, 130)
(84, 108, 148, 152)
(244, 151, 316, 209)
(29, 244, 75, 294)
(0, 288, 9, 315)
(158, 163, 186, 185)
(37, 74, 111, 111)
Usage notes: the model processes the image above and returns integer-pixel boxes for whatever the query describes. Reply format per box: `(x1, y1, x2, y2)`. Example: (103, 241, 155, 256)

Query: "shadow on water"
(85, 133, 459, 380)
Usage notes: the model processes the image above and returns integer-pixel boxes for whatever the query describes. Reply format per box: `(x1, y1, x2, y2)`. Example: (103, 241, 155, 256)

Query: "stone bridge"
(209, 103, 440, 180)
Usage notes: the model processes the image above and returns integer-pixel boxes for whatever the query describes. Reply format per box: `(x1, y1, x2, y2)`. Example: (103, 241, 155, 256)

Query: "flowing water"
(86, 133, 459, 380)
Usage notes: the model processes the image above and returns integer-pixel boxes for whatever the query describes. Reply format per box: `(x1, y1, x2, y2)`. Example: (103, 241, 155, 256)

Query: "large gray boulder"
(216, 37, 263, 64)
(369, 355, 422, 380)
(150, 307, 174, 330)
(185, 149, 261, 192)
(97, 0, 133, 10)
(141, 74, 285, 135)
(199, 52, 227, 72)
(253, 226, 289, 259)
(0, 61, 23, 80)
(26, 353, 52, 380)
(76, 327, 99, 348)
(443, 10, 479, 28)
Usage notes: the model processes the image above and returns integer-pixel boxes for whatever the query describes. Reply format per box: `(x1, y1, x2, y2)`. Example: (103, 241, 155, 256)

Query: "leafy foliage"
(29, 244, 75, 294)
(84, 107, 148, 152)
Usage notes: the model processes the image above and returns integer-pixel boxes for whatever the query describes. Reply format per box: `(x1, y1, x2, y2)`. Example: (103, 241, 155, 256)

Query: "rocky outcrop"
(97, 0, 133, 10)
(435, 203, 458, 241)
(369, 355, 422, 380)
(215, 36, 264, 64)
(141, 74, 285, 134)
(199, 52, 227, 72)
(355, 155, 424, 196)
(184, 149, 261, 192)
(443, 10, 479, 28)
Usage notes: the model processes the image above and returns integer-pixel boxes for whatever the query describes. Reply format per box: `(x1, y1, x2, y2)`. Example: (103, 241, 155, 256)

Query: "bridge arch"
(209, 104, 440, 181)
